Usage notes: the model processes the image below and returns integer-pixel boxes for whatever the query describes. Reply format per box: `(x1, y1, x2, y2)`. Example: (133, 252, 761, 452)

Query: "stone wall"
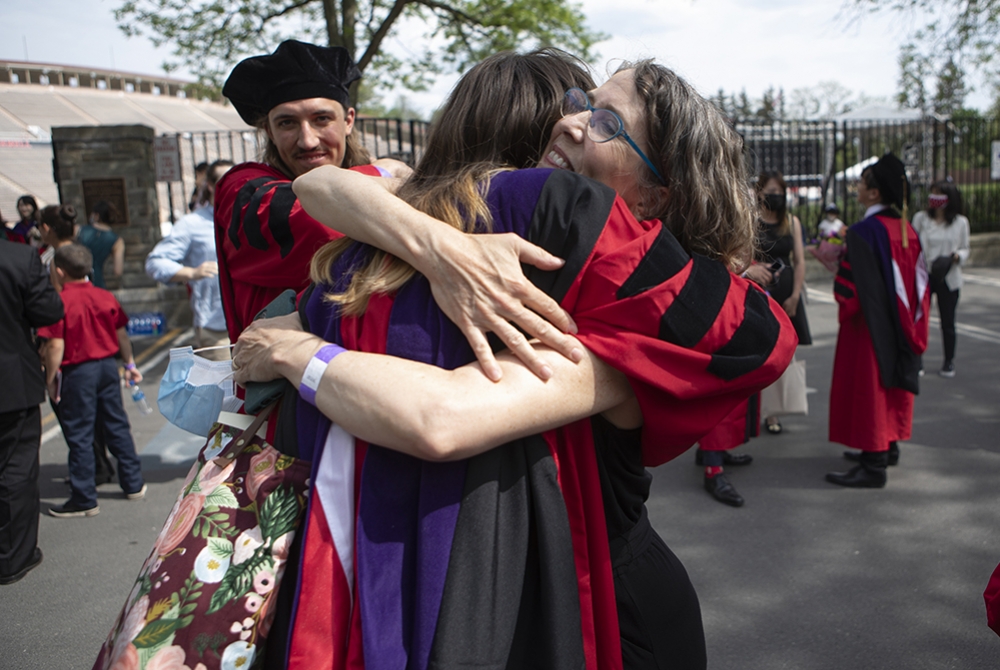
(50, 124, 190, 328)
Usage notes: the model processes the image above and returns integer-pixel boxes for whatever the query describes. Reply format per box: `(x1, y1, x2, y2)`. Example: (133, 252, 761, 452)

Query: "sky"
(0, 0, 990, 117)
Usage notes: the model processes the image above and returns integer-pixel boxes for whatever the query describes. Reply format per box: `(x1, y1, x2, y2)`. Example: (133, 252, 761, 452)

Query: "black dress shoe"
(0, 548, 42, 585)
(825, 464, 887, 488)
(723, 452, 753, 466)
(704, 473, 745, 507)
(843, 447, 899, 466)
(695, 450, 753, 466)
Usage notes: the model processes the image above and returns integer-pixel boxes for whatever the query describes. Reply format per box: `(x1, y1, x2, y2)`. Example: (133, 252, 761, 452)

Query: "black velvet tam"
(223, 40, 361, 125)
(869, 152, 910, 210)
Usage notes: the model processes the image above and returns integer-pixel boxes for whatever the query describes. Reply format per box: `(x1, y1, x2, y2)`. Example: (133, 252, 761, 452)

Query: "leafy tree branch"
(114, 0, 605, 102)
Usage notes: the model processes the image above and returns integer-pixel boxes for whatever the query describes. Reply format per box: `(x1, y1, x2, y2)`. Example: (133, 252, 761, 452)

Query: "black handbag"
(930, 255, 954, 283)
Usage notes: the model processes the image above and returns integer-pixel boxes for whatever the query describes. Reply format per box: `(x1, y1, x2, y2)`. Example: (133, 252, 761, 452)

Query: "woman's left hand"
(232, 313, 322, 386)
(782, 294, 799, 318)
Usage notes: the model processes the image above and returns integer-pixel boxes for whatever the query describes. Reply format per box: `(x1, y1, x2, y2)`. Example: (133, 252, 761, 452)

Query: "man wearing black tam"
(826, 152, 930, 487)
(213, 40, 390, 343)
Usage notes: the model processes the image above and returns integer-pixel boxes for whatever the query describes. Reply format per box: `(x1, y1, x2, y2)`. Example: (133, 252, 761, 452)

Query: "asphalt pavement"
(2, 269, 999, 669)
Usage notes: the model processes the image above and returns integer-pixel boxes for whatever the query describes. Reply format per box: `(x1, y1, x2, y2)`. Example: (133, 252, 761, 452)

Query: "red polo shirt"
(37, 281, 128, 367)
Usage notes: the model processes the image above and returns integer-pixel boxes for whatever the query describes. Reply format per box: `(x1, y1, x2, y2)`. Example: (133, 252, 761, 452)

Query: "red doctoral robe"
(829, 210, 929, 452)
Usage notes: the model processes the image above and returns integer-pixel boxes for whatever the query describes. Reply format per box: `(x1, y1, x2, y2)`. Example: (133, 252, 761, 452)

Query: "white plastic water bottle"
(130, 383, 153, 415)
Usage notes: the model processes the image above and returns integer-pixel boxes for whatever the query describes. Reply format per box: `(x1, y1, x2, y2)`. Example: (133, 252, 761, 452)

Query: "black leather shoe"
(825, 465, 887, 488)
(696, 450, 753, 466)
(723, 452, 753, 466)
(0, 548, 42, 585)
(843, 448, 899, 466)
(704, 473, 745, 507)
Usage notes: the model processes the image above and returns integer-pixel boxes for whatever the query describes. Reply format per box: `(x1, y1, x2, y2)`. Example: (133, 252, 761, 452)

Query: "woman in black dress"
(750, 171, 811, 433)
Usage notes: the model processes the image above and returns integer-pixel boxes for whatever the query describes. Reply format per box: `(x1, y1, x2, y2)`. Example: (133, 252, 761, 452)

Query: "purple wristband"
(299, 343, 346, 406)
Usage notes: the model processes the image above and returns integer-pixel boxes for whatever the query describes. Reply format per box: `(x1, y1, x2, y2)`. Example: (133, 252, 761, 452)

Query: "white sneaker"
(939, 362, 956, 378)
(125, 484, 147, 500)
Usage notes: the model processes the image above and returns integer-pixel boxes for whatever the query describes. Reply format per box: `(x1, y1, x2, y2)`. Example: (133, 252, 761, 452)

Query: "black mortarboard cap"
(868, 152, 909, 210)
(223, 40, 361, 125)
(824, 203, 840, 213)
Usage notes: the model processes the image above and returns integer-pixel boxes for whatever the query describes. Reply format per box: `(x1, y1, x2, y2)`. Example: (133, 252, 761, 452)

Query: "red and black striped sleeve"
(526, 171, 797, 466)
(214, 162, 381, 338)
(833, 245, 861, 322)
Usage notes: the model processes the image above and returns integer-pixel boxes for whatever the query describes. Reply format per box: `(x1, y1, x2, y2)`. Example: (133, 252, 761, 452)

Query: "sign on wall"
(153, 135, 182, 182)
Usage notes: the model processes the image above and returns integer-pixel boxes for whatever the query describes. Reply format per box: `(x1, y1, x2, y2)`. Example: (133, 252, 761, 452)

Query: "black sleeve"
(22, 252, 63, 328)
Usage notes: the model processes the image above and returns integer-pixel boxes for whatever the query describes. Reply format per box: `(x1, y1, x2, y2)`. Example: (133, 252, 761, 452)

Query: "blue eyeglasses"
(562, 88, 666, 186)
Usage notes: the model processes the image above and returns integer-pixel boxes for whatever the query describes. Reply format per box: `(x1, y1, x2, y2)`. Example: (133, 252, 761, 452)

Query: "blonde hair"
(309, 164, 502, 315)
(309, 49, 595, 315)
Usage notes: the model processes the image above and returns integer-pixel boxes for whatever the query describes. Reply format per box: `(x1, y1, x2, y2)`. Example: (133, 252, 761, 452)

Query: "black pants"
(0, 406, 41, 579)
(613, 509, 707, 669)
(931, 277, 960, 363)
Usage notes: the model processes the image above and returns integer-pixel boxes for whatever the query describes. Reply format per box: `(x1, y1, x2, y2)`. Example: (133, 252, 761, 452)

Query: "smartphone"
(768, 258, 786, 277)
(243, 289, 298, 414)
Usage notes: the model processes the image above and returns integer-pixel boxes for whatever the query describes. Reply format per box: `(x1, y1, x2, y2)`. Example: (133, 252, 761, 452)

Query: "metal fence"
(157, 118, 430, 223)
(50, 114, 1000, 233)
(737, 116, 1000, 237)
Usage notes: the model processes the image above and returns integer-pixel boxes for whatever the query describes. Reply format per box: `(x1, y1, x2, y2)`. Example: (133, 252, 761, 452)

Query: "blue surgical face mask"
(158, 346, 236, 436)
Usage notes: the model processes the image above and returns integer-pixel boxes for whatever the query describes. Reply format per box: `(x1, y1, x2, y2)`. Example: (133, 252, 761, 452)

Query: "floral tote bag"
(93, 404, 310, 670)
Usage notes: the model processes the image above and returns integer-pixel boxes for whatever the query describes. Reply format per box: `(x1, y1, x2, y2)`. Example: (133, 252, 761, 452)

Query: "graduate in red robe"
(826, 153, 930, 488)
(212, 40, 383, 344)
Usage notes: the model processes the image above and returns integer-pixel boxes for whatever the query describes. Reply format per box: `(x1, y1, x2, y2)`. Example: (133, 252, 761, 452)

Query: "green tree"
(756, 86, 777, 121)
(934, 57, 969, 115)
(849, 0, 997, 110)
(115, 0, 605, 97)
(896, 43, 931, 113)
(713, 88, 729, 116)
(735, 89, 753, 118)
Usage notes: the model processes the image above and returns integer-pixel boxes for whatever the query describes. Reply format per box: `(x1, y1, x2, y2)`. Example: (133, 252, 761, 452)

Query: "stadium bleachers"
(0, 78, 248, 218)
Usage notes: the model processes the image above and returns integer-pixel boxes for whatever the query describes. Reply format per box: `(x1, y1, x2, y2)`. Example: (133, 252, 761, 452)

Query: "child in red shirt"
(39, 244, 146, 517)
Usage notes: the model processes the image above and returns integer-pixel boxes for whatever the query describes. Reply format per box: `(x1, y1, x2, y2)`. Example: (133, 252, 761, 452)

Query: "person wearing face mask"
(910, 180, 969, 378)
(692, 172, 812, 507)
(754, 171, 811, 434)
(829, 154, 929, 487)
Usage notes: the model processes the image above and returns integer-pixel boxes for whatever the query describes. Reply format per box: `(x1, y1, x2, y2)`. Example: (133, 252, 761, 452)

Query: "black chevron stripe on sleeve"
(836, 263, 853, 284)
(707, 286, 781, 381)
(267, 184, 299, 259)
(241, 181, 284, 250)
(833, 282, 855, 300)
(525, 170, 617, 305)
(228, 177, 273, 249)
(658, 254, 732, 347)
(616, 224, 689, 300)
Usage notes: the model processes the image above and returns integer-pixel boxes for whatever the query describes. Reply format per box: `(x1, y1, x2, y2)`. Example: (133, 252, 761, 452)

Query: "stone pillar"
(50, 124, 190, 328)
